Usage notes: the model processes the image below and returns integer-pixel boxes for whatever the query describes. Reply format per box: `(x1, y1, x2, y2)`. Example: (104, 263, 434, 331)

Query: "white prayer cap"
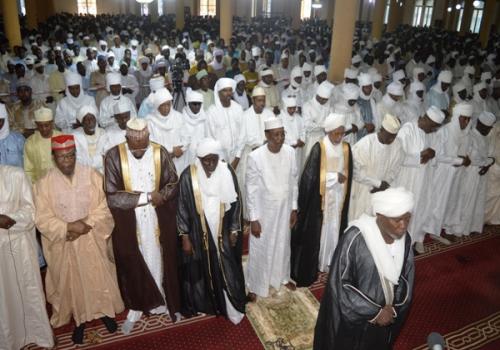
(344, 68, 358, 79)
(177, 44, 184, 49)
(138, 56, 149, 64)
(67, 38, 74, 44)
(55, 46, 62, 51)
(149, 76, 165, 92)
(251, 47, 261, 56)
(24, 56, 34, 65)
(264, 118, 284, 130)
(76, 105, 98, 123)
(301, 63, 311, 73)
(464, 65, 475, 75)
(126, 118, 149, 140)
(260, 69, 274, 78)
(351, 54, 362, 64)
(392, 69, 406, 82)
(106, 72, 121, 86)
(234, 74, 246, 84)
(130, 39, 139, 46)
(107, 51, 115, 58)
(426, 55, 436, 64)
(151, 88, 173, 108)
(358, 73, 373, 87)
(478, 111, 496, 126)
(426, 105, 445, 124)
(156, 60, 167, 68)
(437, 70, 453, 84)
(252, 86, 266, 97)
(196, 138, 222, 157)
(83, 35, 90, 40)
(98, 40, 107, 46)
(317, 81, 333, 99)
(452, 82, 466, 94)
(314, 65, 327, 77)
(283, 96, 297, 108)
(452, 102, 473, 118)
(481, 71, 492, 81)
(34, 107, 53, 122)
(324, 113, 346, 132)
(214, 48, 224, 56)
(371, 72, 382, 83)
(343, 83, 360, 100)
(215, 78, 236, 92)
(161, 45, 170, 51)
(381, 114, 401, 134)
(64, 72, 82, 87)
(371, 187, 415, 217)
(473, 82, 487, 94)
(113, 98, 132, 115)
(387, 82, 404, 96)
(186, 89, 204, 103)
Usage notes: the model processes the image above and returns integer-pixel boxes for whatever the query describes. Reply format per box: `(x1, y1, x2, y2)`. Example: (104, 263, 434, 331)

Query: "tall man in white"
(395, 106, 445, 254)
(349, 114, 403, 221)
(246, 118, 298, 301)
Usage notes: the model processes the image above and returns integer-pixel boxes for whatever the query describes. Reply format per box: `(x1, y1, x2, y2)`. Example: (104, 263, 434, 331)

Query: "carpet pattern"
(246, 288, 319, 350)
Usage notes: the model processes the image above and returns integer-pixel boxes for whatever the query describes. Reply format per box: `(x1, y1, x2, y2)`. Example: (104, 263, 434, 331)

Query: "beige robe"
(34, 164, 124, 327)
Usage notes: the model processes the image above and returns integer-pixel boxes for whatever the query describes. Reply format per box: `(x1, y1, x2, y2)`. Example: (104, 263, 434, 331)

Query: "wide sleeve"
(352, 138, 382, 188)
(176, 170, 192, 235)
(385, 140, 404, 184)
(393, 238, 415, 318)
(245, 153, 261, 222)
(34, 177, 68, 242)
(85, 170, 114, 240)
(159, 148, 179, 202)
(4, 170, 36, 236)
(398, 125, 421, 167)
(55, 100, 70, 131)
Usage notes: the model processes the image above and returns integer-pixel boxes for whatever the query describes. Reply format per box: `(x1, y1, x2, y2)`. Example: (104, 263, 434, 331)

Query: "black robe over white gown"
(313, 226, 414, 350)
(177, 165, 247, 318)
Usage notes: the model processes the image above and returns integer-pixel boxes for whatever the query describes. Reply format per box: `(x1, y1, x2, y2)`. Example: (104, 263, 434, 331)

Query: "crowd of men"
(0, 11, 499, 350)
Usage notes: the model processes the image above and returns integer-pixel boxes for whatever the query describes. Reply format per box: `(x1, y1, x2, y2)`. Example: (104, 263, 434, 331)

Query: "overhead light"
(455, 4, 462, 9)
(136, 0, 153, 3)
(473, 0, 481, 7)
(311, 0, 323, 9)
(447, 6, 452, 12)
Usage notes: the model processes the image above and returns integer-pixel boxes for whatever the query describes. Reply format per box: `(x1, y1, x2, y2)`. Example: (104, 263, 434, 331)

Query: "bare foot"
(284, 282, 297, 291)
(247, 292, 257, 302)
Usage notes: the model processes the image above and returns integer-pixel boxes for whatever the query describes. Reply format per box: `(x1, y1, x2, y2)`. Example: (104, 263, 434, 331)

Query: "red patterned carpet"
(26, 227, 500, 350)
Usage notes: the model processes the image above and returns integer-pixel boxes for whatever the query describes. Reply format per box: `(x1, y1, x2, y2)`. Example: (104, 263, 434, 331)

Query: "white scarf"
(65, 83, 88, 110)
(139, 65, 153, 79)
(182, 105, 206, 126)
(233, 90, 249, 110)
(0, 115, 9, 140)
(196, 158, 237, 210)
(148, 109, 176, 132)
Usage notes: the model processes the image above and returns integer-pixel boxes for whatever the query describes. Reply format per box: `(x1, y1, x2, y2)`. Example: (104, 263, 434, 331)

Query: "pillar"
(25, 0, 37, 29)
(193, 0, 200, 16)
(216, 0, 221, 18)
(328, 0, 359, 83)
(479, 0, 495, 48)
(291, 0, 301, 29)
(326, 0, 335, 27)
(220, 0, 233, 43)
(459, 0, 473, 35)
(1, 0, 22, 48)
(372, 0, 386, 39)
(176, 0, 185, 29)
(151, 0, 159, 21)
(387, 0, 403, 32)
(402, 0, 415, 25)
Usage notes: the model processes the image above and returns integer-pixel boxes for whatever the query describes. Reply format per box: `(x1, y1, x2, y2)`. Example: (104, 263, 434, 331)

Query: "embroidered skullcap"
(426, 105, 445, 124)
(478, 111, 496, 127)
(196, 138, 222, 157)
(381, 114, 401, 134)
(76, 105, 98, 123)
(438, 70, 453, 84)
(34, 107, 53, 122)
(264, 118, 284, 130)
(324, 113, 345, 132)
(252, 86, 266, 97)
(371, 187, 415, 217)
(51, 134, 75, 151)
(126, 118, 149, 140)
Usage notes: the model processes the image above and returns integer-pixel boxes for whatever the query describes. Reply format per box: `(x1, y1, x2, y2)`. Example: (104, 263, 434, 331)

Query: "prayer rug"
(246, 288, 319, 350)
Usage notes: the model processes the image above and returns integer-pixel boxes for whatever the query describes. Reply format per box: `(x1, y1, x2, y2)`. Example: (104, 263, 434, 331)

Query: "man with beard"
(8, 78, 46, 138)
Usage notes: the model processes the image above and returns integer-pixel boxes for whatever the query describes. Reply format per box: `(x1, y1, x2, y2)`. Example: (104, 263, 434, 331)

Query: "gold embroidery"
(118, 143, 132, 192)
(152, 142, 161, 191)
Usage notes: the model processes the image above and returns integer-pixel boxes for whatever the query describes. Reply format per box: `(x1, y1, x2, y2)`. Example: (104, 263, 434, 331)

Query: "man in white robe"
(30, 61, 52, 108)
(246, 118, 298, 300)
(375, 82, 405, 130)
(471, 82, 491, 118)
(205, 78, 244, 165)
(0, 165, 54, 350)
(182, 89, 207, 166)
(332, 83, 364, 144)
(395, 106, 445, 254)
(301, 63, 315, 103)
(119, 62, 139, 105)
(357, 72, 378, 139)
(401, 81, 426, 124)
(350, 114, 403, 221)
(146, 88, 189, 174)
(99, 99, 131, 155)
(233, 74, 250, 111)
(485, 122, 500, 225)
(425, 70, 452, 116)
(281, 66, 304, 110)
(55, 72, 97, 133)
(73, 105, 106, 172)
(99, 72, 137, 128)
(258, 69, 280, 115)
(281, 96, 305, 170)
(134, 56, 153, 107)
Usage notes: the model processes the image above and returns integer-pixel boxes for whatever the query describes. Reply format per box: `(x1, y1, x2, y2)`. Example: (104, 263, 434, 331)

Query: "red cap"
(51, 134, 75, 151)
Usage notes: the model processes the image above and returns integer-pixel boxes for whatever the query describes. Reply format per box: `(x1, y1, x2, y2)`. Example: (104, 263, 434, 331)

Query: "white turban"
(76, 105, 98, 123)
(196, 137, 222, 157)
(113, 98, 132, 115)
(251, 47, 261, 56)
(426, 55, 436, 64)
(473, 82, 487, 94)
(426, 105, 445, 124)
(438, 70, 453, 84)
(392, 69, 406, 82)
(64, 72, 82, 87)
(452, 103, 473, 118)
(283, 96, 297, 108)
(358, 73, 372, 87)
(343, 83, 360, 100)
(478, 111, 496, 126)
(234, 74, 246, 84)
(260, 69, 274, 78)
(215, 78, 236, 92)
(324, 113, 345, 132)
(453, 82, 466, 94)
(371, 187, 415, 217)
(351, 54, 362, 64)
(106, 72, 122, 90)
(264, 118, 283, 130)
(464, 65, 475, 75)
(387, 82, 404, 96)
(344, 68, 358, 79)
(480, 71, 492, 81)
(381, 114, 401, 134)
(409, 81, 425, 93)
(371, 72, 382, 83)
(302, 63, 312, 72)
(138, 56, 149, 64)
(214, 48, 224, 57)
(317, 81, 333, 99)
(314, 65, 327, 77)
(98, 40, 107, 47)
(413, 67, 425, 79)
(149, 76, 165, 92)
(151, 88, 173, 108)
(186, 89, 204, 103)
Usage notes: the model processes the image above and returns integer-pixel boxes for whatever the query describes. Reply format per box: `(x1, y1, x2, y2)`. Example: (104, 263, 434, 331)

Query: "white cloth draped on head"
(0, 103, 9, 140)
(290, 66, 303, 88)
(371, 186, 415, 217)
(234, 74, 246, 85)
(64, 72, 87, 110)
(426, 105, 445, 124)
(282, 96, 297, 108)
(106, 72, 122, 91)
(437, 70, 453, 84)
(452, 82, 467, 103)
(409, 81, 426, 102)
(213, 78, 236, 108)
(302, 63, 313, 83)
(324, 112, 345, 132)
(184, 88, 206, 123)
(387, 82, 404, 96)
(317, 81, 333, 99)
(113, 97, 132, 115)
(151, 88, 173, 109)
(76, 105, 98, 123)
(343, 83, 360, 101)
(314, 65, 326, 77)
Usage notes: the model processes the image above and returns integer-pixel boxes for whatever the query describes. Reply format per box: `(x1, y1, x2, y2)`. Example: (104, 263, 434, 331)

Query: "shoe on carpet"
(71, 323, 86, 344)
(430, 234, 451, 245)
(101, 316, 118, 333)
(414, 242, 425, 254)
(121, 320, 135, 335)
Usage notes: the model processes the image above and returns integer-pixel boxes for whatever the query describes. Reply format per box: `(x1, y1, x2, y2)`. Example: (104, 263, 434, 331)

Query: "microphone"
(427, 332, 446, 350)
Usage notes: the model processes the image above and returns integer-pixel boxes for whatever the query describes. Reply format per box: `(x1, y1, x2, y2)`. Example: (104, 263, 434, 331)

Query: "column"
(1, 0, 22, 48)
(216, 0, 221, 18)
(220, 0, 233, 43)
(328, 0, 359, 83)
(193, 0, 200, 16)
(151, 0, 159, 21)
(386, 0, 403, 32)
(402, 0, 415, 25)
(479, 0, 495, 48)
(291, 0, 301, 29)
(176, 0, 185, 30)
(372, 0, 386, 39)
(326, 0, 335, 27)
(459, 0, 473, 35)
(25, 0, 37, 29)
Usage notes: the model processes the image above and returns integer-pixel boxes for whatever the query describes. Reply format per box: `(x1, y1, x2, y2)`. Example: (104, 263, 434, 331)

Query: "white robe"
(99, 94, 137, 128)
(55, 93, 97, 132)
(73, 127, 107, 173)
(302, 98, 329, 166)
(0, 166, 54, 350)
(182, 107, 207, 166)
(401, 97, 425, 124)
(99, 125, 126, 155)
(246, 144, 298, 297)
(205, 101, 244, 162)
(485, 125, 500, 224)
(147, 110, 190, 174)
(121, 73, 140, 105)
(349, 134, 403, 221)
(425, 85, 450, 112)
(332, 101, 364, 145)
(282, 111, 305, 170)
(375, 95, 404, 131)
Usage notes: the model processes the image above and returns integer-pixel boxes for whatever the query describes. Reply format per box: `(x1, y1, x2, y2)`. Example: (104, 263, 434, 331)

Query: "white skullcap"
(251, 47, 261, 56)
(317, 81, 333, 99)
(130, 39, 139, 46)
(371, 72, 382, 82)
(260, 69, 274, 78)
(453, 82, 466, 94)
(76, 105, 98, 123)
(264, 118, 284, 130)
(438, 70, 453, 84)
(381, 114, 401, 134)
(452, 103, 473, 118)
(358, 72, 372, 86)
(234, 74, 246, 84)
(392, 69, 406, 82)
(113, 98, 132, 115)
(464, 65, 475, 75)
(107, 51, 115, 58)
(351, 54, 362, 64)
(387, 82, 404, 96)
(343, 83, 360, 100)
(24, 57, 34, 65)
(302, 63, 312, 72)
(478, 111, 496, 126)
(324, 113, 346, 132)
(186, 89, 204, 103)
(344, 68, 358, 79)
(426, 105, 445, 124)
(371, 187, 415, 217)
(214, 48, 224, 56)
(149, 76, 165, 92)
(151, 88, 173, 108)
(34, 107, 53, 122)
(98, 40, 107, 46)
(280, 52, 289, 60)
(283, 96, 297, 108)
(196, 138, 222, 157)
(314, 65, 327, 76)
(481, 71, 492, 81)
(64, 72, 82, 87)
(107, 72, 121, 86)
(473, 82, 487, 93)
(252, 86, 266, 97)
(215, 78, 235, 92)
(161, 45, 170, 51)
(177, 44, 184, 49)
